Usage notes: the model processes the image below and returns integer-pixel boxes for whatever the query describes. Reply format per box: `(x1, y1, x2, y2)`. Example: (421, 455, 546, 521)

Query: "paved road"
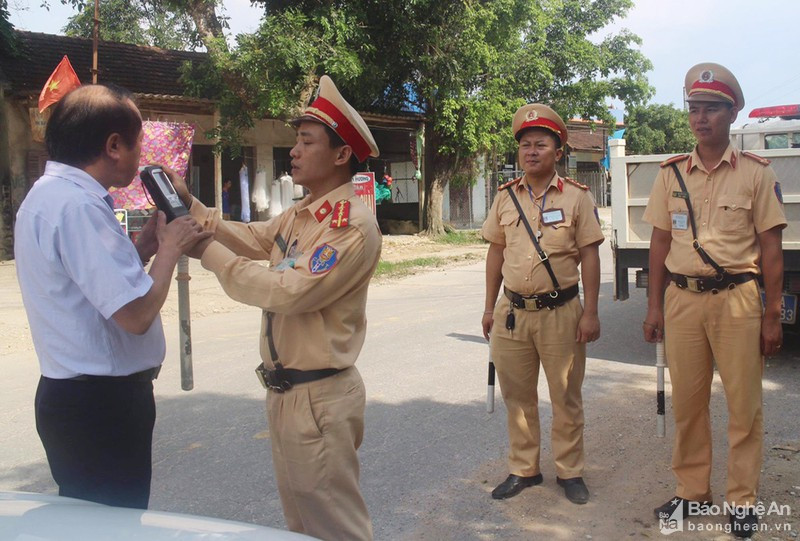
(2, 216, 799, 539)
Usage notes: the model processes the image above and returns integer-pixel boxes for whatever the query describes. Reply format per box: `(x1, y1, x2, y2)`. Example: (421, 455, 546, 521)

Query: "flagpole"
(92, 0, 99, 83)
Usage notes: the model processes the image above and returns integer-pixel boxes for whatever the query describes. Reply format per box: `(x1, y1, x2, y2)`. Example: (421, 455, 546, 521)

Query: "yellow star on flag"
(48, 80, 60, 91)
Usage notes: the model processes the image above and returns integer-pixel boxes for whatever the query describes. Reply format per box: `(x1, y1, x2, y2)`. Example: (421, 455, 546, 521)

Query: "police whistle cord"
(656, 340, 666, 437)
(487, 351, 495, 414)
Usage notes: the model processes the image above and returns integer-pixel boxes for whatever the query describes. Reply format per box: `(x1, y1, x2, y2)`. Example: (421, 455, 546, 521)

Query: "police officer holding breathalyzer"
(168, 76, 381, 541)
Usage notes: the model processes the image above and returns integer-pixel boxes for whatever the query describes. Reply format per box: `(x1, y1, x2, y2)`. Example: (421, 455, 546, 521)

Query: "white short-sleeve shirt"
(15, 162, 165, 378)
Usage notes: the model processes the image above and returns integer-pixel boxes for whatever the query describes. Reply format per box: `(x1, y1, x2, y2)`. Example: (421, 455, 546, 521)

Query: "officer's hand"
(482, 312, 494, 342)
(158, 214, 212, 256)
(158, 164, 192, 208)
(576, 312, 600, 343)
(761, 314, 782, 356)
(135, 210, 159, 262)
(643, 308, 664, 343)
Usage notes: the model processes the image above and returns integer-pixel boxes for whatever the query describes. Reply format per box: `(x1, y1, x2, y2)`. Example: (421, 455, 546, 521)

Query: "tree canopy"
(624, 103, 695, 155)
(61, 0, 201, 50)
(0, 0, 16, 56)
(55, 0, 654, 234)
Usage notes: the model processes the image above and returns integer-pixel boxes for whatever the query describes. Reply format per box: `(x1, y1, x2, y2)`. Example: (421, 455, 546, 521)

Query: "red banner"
(38, 56, 81, 113)
(352, 172, 376, 215)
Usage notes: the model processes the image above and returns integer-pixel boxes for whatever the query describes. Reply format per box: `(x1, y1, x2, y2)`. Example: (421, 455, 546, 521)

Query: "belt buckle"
(686, 277, 702, 293)
(266, 370, 293, 393)
(255, 364, 292, 392)
(524, 296, 542, 311)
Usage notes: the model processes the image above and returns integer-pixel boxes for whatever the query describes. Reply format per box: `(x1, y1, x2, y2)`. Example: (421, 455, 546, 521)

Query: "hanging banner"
(352, 172, 376, 215)
(29, 108, 50, 143)
(109, 121, 195, 210)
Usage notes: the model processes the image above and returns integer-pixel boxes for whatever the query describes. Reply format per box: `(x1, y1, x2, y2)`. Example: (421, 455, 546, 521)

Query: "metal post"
(487, 351, 495, 414)
(177, 255, 193, 391)
(656, 341, 666, 437)
(91, 0, 99, 83)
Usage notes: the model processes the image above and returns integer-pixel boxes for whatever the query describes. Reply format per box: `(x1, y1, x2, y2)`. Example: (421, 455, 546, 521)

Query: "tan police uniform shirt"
(191, 181, 382, 371)
(482, 172, 605, 294)
(643, 144, 786, 276)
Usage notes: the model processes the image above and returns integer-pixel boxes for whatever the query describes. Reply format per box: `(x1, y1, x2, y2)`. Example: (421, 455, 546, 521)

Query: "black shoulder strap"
(265, 310, 281, 367)
(505, 187, 561, 290)
(670, 163, 727, 277)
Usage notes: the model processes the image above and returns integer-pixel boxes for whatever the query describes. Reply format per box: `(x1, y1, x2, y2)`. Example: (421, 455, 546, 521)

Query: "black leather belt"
(504, 283, 579, 311)
(68, 366, 161, 382)
(671, 272, 756, 294)
(255, 363, 344, 393)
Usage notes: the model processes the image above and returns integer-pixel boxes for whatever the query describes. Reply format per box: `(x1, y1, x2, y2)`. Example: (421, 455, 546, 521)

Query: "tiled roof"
(568, 129, 605, 152)
(2, 30, 212, 99)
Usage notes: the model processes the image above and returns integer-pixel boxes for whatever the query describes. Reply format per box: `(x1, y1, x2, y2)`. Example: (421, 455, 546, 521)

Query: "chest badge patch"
(309, 244, 339, 274)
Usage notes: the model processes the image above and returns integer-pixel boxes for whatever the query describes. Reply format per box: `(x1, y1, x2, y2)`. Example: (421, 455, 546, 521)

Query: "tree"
(624, 103, 695, 155)
(62, 0, 201, 50)
(0, 0, 16, 56)
(56, 0, 654, 234)
(350, 0, 653, 234)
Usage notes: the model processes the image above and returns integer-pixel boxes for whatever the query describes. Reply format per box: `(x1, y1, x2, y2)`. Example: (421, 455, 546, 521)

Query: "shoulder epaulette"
(660, 154, 690, 168)
(329, 200, 351, 228)
(499, 177, 522, 191)
(564, 177, 588, 190)
(741, 151, 771, 166)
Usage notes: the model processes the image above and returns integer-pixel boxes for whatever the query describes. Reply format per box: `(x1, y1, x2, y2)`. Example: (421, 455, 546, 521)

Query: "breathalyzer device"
(139, 165, 190, 222)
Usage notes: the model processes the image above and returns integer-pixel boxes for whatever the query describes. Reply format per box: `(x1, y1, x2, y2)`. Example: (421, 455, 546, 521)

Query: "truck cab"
(731, 104, 800, 151)
(610, 106, 800, 327)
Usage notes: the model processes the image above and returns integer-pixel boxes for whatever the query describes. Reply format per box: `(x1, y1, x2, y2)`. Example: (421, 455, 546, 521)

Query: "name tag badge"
(672, 212, 689, 231)
(541, 208, 565, 226)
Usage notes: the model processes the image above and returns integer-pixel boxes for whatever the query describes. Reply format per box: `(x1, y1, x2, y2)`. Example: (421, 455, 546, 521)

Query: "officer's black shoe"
(729, 506, 759, 538)
(491, 473, 543, 500)
(653, 496, 712, 519)
(556, 476, 589, 505)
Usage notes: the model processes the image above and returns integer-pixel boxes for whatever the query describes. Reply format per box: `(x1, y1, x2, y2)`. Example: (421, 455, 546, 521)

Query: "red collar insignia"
(314, 200, 333, 222)
(330, 200, 351, 228)
(557, 178, 564, 192)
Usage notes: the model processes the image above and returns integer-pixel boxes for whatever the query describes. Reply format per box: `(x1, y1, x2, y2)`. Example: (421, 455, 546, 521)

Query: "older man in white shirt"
(14, 84, 208, 509)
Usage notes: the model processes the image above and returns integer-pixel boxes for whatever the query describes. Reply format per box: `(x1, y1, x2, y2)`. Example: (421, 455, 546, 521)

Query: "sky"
(8, 0, 800, 125)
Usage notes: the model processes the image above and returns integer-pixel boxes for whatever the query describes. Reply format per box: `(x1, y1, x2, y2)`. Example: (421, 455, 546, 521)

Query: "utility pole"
(91, 0, 99, 83)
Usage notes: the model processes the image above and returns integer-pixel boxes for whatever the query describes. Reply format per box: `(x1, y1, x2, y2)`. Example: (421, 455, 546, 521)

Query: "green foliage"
(432, 230, 486, 245)
(0, 0, 17, 56)
(374, 253, 483, 278)
(62, 0, 201, 50)
(624, 103, 695, 155)
(45, 0, 655, 228)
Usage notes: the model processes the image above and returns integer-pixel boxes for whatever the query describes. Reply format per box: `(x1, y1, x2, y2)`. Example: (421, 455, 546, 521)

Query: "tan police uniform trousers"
(490, 294, 586, 479)
(664, 280, 764, 506)
(268, 366, 372, 541)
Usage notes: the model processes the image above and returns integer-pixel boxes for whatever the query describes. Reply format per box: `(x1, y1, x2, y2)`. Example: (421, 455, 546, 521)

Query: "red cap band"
(303, 96, 371, 162)
(689, 80, 737, 105)
(517, 118, 564, 143)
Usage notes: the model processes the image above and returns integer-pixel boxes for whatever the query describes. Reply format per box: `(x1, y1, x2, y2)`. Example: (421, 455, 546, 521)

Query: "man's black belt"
(504, 283, 579, 311)
(671, 272, 756, 294)
(256, 363, 344, 393)
(67, 366, 161, 382)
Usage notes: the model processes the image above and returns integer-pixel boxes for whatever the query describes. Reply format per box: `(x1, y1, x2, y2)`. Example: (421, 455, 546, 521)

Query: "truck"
(610, 105, 800, 326)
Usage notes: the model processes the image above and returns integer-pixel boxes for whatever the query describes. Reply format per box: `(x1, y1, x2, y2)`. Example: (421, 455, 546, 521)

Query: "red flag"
(38, 56, 81, 113)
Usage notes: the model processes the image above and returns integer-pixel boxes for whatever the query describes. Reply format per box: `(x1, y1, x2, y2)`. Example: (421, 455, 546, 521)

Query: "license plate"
(761, 292, 797, 324)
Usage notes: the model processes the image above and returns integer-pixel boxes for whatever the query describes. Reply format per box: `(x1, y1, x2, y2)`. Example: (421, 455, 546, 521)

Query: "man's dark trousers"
(35, 376, 156, 509)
